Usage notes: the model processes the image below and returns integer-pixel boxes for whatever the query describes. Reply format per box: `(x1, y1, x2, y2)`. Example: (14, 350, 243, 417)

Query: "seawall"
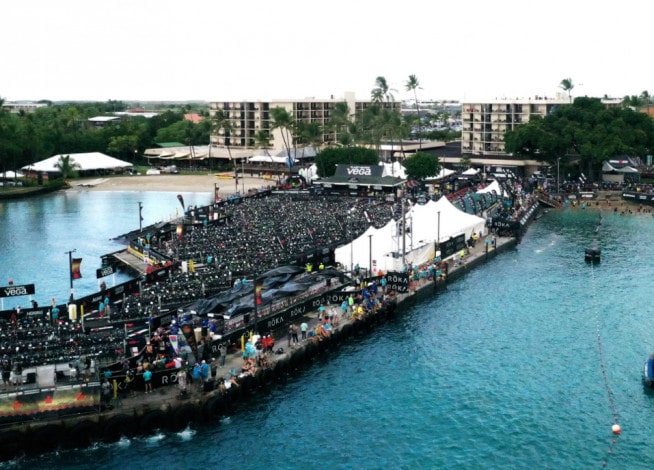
(0, 234, 518, 461)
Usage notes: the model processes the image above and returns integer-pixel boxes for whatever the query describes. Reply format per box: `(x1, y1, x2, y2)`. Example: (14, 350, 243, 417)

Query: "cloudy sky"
(2, 0, 652, 103)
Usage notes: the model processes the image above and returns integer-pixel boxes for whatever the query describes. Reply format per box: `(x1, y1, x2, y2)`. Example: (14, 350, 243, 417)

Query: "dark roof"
(423, 141, 462, 159)
(315, 175, 405, 187)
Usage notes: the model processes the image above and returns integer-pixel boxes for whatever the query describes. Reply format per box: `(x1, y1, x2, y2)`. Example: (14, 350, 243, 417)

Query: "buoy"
(612, 424, 621, 435)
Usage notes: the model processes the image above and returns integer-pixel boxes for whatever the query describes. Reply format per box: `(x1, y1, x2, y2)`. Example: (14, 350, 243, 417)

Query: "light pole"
(138, 201, 143, 232)
(437, 210, 441, 255)
(66, 249, 76, 303)
(556, 157, 561, 196)
(241, 157, 245, 194)
(368, 234, 373, 278)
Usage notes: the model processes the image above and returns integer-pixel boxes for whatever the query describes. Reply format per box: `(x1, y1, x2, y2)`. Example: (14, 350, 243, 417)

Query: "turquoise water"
(0, 190, 212, 305)
(2, 195, 654, 469)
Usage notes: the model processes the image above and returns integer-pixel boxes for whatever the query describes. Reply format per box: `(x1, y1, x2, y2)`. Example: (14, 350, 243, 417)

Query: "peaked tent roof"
(411, 197, 486, 243)
(602, 161, 639, 173)
(23, 152, 133, 173)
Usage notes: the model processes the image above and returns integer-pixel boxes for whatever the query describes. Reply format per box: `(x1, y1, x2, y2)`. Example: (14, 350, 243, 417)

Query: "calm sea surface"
(2, 191, 654, 469)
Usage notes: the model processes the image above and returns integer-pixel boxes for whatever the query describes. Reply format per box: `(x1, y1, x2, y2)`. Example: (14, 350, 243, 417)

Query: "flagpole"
(66, 249, 76, 302)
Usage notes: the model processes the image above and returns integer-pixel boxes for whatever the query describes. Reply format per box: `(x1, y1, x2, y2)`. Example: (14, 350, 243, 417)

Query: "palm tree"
(405, 74, 422, 149)
(329, 101, 353, 146)
(212, 109, 236, 192)
(270, 106, 294, 164)
(254, 130, 272, 155)
(54, 154, 80, 179)
(295, 121, 323, 159)
(371, 76, 395, 104)
(559, 78, 575, 103)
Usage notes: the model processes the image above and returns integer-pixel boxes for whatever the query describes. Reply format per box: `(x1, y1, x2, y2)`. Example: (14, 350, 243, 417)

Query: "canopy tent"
(334, 222, 401, 274)
(461, 168, 480, 175)
(0, 171, 23, 178)
(380, 161, 408, 179)
(274, 146, 319, 159)
(249, 155, 288, 164)
(410, 198, 486, 245)
(425, 167, 456, 181)
(602, 161, 639, 173)
(477, 180, 507, 198)
(335, 196, 486, 271)
(22, 152, 132, 173)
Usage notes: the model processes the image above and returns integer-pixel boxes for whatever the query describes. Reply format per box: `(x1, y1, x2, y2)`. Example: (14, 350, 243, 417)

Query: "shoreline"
(69, 174, 273, 195)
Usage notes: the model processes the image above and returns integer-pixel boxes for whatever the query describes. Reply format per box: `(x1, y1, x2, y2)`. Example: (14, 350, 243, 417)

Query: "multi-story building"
(208, 93, 399, 152)
(459, 95, 623, 174)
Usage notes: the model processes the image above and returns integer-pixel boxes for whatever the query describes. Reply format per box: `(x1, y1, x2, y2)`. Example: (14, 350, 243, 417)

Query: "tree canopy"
(402, 152, 440, 180)
(504, 97, 654, 178)
(0, 99, 210, 172)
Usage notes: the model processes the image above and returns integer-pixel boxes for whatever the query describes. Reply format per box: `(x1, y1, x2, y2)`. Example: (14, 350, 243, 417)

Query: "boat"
(644, 354, 654, 388)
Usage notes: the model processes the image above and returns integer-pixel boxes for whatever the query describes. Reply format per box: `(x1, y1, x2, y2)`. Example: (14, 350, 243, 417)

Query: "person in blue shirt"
(192, 363, 202, 392)
(200, 360, 210, 386)
(143, 367, 153, 394)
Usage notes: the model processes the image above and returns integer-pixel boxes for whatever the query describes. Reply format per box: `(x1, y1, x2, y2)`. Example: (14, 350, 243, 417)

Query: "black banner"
(439, 234, 466, 259)
(384, 272, 409, 293)
(96, 265, 116, 279)
(0, 284, 36, 298)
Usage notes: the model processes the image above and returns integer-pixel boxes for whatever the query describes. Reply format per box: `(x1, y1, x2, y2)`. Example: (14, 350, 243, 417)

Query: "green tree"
(107, 135, 139, 161)
(405, 74, 422, 149)
(54, 154, 81, 179)
(402, 152, 441, 180)
(559, 78, 575, 103)
(505, 97, 654, 179)
(212, 109, 236, 192)
(294, 121, 322, 158)
(371, 76, 394, 104)
(270, 106, 295, 160)
(254, 130, 272, 155)
(328, 101, 354, 146)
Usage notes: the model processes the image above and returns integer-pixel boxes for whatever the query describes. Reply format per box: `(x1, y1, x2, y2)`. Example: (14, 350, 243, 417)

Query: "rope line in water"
(590, 260, 621, 467)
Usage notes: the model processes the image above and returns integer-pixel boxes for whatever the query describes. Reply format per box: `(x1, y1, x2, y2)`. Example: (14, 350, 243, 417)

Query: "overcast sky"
(2, 0, 652, 103)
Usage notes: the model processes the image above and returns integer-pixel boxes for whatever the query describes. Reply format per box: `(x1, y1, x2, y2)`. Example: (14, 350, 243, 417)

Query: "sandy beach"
(71, 173, 276, 195)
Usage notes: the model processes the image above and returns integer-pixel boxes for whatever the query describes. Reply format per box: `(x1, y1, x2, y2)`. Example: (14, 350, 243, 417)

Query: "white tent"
(249, 155, 287, 164)
(425, 168, 456, 181)
(335, 196, 486, 272)
(0, 171, 23, 178)
(23, 152, 132, 173)
(380, 161, 408, 179)
(477, 180, 507, 197)
(275, 146, 319, 159)
(334, 221, 401, 274)
(410, 198, 486, 245)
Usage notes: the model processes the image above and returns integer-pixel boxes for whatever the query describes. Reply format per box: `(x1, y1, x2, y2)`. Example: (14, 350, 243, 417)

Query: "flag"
(71, 258, 83, 280)
(177, 194, 185, 211)
(255, 278, 263, 305)
(287, 153, 294, 169)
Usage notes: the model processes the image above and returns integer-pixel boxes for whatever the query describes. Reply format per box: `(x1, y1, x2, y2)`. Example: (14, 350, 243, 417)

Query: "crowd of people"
(2, 182, 517, 389)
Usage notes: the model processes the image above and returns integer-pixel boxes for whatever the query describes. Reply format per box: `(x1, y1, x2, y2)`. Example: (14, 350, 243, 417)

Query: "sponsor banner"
(0, 284, 36, 298)
(335, 164, 383, 178)
(96, 265, 116, 279)
(384, 272, 410, 293)
(0, 382, 100, 423)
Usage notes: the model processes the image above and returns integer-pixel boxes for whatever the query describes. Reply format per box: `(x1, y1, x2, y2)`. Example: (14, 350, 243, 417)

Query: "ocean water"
(2, 193, 654, 469)
(0, 189, 212, 306)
